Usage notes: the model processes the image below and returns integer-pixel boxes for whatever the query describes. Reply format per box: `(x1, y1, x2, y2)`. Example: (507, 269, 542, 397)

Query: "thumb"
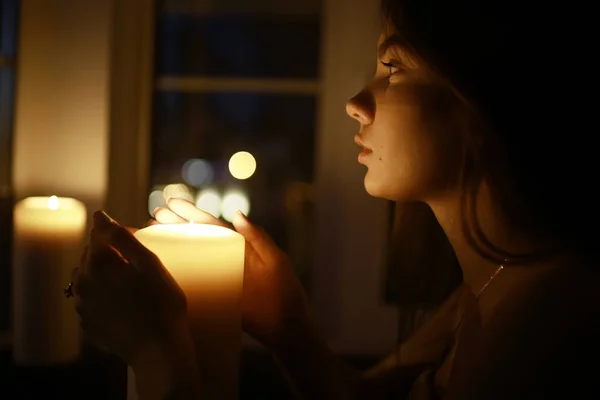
(231, 211, 282, 265)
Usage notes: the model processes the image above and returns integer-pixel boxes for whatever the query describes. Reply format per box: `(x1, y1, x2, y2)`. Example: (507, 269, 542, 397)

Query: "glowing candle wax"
(128, 223, 245, 400)
(12, 196, 86, 365)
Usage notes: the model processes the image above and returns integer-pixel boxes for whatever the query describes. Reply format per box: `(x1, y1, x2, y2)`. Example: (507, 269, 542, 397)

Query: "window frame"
(111, 0, 398, 356)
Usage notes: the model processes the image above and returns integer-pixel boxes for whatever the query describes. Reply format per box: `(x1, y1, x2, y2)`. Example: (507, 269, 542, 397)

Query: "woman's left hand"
(73, 211, 195, 372)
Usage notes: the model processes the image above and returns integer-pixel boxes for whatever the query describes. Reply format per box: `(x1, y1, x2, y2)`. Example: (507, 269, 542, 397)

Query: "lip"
(355, 135, 372, 164)
(354, 135, 372, 152)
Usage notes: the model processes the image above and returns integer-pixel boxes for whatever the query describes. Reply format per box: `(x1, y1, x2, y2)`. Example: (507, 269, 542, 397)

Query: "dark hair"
(381, 0, 597, 265)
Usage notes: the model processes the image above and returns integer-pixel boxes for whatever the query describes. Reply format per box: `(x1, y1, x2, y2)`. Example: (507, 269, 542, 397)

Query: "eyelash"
(381, 61, 400, 78)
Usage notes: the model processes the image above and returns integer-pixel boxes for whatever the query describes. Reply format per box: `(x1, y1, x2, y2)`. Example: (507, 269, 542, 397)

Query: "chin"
(363, 173, 397, 200)
(363, 171, 420, 202)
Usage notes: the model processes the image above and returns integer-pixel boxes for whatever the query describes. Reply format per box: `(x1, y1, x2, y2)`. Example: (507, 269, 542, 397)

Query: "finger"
(81, 328, 108, 352)
(125, 227, 138, 235)
(147, 218, 159, 226)
(167, 198, 229, 228)
(72, 268, 106, 301)
(92, 211, 179, 288)
(79, 245, 88, 266)
(73, 269, 89, 297)
(74, 295, 102, 321)
(154, 208, 187, 224)
(87, 234, 132, 279)
(74, 244, 87, 278)
(91, 211, 155, 269)
(78, 316, 109, 352)
(232, 211, 282, 265)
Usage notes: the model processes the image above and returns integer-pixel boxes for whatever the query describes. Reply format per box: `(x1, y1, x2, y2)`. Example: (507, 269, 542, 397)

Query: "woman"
(73, 1, 600, 398)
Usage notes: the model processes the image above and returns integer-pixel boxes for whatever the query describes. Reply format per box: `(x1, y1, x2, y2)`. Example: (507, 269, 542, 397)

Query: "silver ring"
(64, 281, 74, 298)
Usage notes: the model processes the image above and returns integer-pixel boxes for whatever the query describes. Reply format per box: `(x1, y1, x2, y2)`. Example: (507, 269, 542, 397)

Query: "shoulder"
(488, 259, 600, 341)
(451, 261, 600, 399)
(364, 286, 468, 396)
(368, 285, 466, 375)
(505, 261, 600, 338)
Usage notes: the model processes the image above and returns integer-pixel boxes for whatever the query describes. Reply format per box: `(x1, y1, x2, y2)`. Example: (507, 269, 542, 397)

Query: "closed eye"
(380, 61, 402, 77)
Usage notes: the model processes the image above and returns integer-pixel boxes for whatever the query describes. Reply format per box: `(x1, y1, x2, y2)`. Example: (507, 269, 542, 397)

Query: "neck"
(426, 182, 543, 294)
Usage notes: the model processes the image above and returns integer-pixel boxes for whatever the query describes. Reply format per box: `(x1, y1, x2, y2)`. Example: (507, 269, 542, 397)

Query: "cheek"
(376, 98, 433, 166)
(369, 91, 462, 199)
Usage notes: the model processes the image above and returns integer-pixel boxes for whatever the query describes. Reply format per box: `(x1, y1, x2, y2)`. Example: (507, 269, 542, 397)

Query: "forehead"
(378, 18, 403, 42)
(377, 17, 412, 54)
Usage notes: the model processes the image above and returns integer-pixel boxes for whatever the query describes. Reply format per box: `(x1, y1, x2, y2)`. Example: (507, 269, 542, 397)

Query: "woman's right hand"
(152, 198, 311, 350)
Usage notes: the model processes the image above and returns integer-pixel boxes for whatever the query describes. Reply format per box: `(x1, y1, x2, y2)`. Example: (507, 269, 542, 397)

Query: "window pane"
(0, 0, 18, 332)
(155, 13, 321, 79)
(0, 67, 15, 331)
(0, 0, 18, 56)
(150, 92, 316, 287)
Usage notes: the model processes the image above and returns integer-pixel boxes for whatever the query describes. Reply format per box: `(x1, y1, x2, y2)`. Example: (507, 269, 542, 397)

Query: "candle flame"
(47, 195, 59, 210)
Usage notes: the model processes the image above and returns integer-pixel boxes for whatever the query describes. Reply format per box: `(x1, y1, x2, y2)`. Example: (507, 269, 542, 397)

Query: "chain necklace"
(453, 261, 505, 334)
(430, 261, 507, 397)
(475, 263, 505, 298)
(396, 261, 507, 397)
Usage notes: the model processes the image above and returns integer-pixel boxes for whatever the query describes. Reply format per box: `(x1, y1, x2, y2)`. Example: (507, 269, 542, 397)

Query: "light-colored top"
(380, 262, 600, 399)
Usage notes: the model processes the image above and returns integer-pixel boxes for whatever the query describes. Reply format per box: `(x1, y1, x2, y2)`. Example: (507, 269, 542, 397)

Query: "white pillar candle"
(128, 223, 245, 400)
(12, 196, 87, 365)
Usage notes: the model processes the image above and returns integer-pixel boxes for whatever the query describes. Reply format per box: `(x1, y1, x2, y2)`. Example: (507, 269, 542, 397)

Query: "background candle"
(12, 196, 87, 365)
(130, 223, 245, 400)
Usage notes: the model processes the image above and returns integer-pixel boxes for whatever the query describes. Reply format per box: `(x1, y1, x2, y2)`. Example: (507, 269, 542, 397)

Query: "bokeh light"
(221, 190, 250, 222)
(195, 189, 222, 218)
(181, 158, 214, 187)
(228, 151, 256, 180)
(148, 190, 167, 217)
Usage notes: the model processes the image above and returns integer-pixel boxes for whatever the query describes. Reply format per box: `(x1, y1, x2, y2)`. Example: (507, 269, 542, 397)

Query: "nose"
(346, 89, 374, 125)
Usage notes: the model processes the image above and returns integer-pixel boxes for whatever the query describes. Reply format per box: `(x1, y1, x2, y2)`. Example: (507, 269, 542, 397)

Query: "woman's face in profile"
(346, 32, 464, 202)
